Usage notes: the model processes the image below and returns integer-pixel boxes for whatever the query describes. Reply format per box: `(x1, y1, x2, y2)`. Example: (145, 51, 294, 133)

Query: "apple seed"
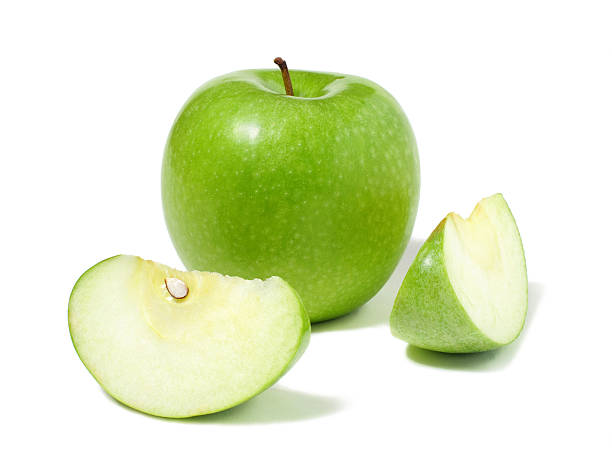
(165, 277, 189, 299)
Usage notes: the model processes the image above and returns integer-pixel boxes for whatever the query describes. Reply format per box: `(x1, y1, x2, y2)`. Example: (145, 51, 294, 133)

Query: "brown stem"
(274, 57, 294, 96)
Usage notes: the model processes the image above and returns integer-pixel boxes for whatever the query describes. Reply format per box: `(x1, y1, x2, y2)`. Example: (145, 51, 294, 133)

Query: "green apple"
(390, 194, 527, 353)
(68, 255, 310, 418)
(162, 59, 420, 322)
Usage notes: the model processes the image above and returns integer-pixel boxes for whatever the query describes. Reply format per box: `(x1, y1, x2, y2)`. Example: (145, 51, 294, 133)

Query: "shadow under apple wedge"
(405, 281, 545, 372)
(312, 238, 425, 333)
(104, 386, 345, 424)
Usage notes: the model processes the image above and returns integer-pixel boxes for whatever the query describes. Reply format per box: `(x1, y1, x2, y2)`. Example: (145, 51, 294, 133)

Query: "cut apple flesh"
(68, 255, 310, 418)
(444, 194, 527, 344)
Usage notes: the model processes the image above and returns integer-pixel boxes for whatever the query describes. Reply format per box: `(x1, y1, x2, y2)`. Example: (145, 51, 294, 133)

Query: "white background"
(2, 1, 611, 457)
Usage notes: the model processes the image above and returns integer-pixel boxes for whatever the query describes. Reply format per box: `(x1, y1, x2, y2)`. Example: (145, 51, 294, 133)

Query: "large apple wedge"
(68, 255, 310, 418)
(390, 194, 527, 353)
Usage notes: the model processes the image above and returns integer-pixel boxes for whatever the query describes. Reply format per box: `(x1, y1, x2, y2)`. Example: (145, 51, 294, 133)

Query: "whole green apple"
(162, 59, 420, 322)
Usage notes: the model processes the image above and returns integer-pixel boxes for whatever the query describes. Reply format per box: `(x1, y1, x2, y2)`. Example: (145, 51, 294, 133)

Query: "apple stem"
(274, 57, 294, 96)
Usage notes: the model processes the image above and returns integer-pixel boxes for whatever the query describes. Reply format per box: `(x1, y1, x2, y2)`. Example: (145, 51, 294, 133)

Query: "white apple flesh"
(68, 255, 310, 418)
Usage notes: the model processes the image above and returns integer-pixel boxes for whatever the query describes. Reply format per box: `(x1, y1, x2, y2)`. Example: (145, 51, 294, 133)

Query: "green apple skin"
(390, 197, 527, 353)
(162, 69, 420, 322)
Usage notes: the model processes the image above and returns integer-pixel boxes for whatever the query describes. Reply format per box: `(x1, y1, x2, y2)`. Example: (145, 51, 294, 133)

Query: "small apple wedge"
(68, 255, 310, 418)
(390, 194, 527, 353)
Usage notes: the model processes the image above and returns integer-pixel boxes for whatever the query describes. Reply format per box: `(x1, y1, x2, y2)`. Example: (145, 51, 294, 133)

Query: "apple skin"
(162, 69, 420, 322)
(389, 200, 527, 353)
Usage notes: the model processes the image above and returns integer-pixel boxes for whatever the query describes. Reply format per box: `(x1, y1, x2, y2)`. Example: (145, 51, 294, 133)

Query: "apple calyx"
(165, 277, 189, 299)
(273, 57, 294, 96)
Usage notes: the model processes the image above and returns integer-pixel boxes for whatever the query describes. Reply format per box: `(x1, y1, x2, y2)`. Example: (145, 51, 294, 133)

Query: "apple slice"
(68, 255, 310, 418)
(390, 194, 527, 353)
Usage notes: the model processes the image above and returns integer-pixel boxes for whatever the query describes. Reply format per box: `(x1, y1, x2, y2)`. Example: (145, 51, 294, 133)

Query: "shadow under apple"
(312, 238, 425, 333)
(405, 281, 544, 372)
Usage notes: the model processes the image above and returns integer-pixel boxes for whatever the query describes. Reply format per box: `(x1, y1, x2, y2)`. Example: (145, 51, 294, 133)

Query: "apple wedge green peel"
(390, 194, 527, 353)
(68, 255, 310, 418)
